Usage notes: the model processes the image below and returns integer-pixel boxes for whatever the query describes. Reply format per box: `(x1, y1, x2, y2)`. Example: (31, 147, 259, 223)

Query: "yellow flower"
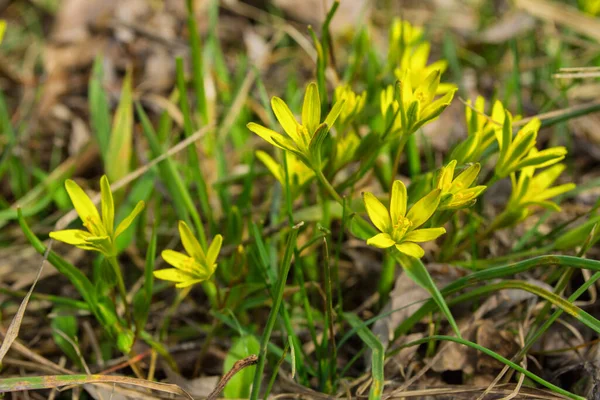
(154, 221, 223, 288)
(436, 160, 486, 210)
(49, 175, 144, 257)
(363, 180, 445, 258)
(495, 159, 575, 228)
(494, 110, 567, 178)
(334, 84, 365, 128)
(451, 97, 505, 164)
(382, 69, 456, 138)
(333, 133, 360, 171)
(579, 0, 600, 15)
(0, 20, 6, 44)
(247, 82, 345, 168)
(256, 150, 314, 198)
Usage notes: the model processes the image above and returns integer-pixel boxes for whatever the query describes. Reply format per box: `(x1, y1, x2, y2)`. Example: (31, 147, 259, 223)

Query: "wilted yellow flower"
(154, 221, 223, 288)
(436, 160, 486, 210)
(495, 110, 567, 178)
(49, 175, 144, 257)
(256, 150, 314, 197)
(363, 180, 445, 258)
(247, 82, 345, 168)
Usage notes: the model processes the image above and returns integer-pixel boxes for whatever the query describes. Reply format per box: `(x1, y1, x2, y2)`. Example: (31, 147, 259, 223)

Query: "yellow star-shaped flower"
(363, 180, 445, 258)
(49, 175, 144, 257)
(154, 221, 223, 288)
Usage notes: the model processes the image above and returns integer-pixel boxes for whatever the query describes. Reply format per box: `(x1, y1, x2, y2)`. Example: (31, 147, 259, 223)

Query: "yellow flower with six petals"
(363, 180, 445, 258)
(436, 160, 486, 210)
(154, 221, 223, 288)
(49, 175, 144, 257)
(247, 82, 345, 168)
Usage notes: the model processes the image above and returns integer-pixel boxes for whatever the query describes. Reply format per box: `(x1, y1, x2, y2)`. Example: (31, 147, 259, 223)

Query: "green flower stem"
(405, 133, 421, 177)
(321, 238, 337, 392)
(315, 168, 343, 205)
(159, 286, 192, 340)
(378, 254, 396, 306)
(107, 256, 131, 323)
(389, 135, 410, 192)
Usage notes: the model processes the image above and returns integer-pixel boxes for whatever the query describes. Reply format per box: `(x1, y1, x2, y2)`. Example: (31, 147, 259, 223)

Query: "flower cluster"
(494, 110, 567, 178)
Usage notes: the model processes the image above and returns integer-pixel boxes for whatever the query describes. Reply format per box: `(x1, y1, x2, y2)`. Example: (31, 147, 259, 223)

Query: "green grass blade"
(186, 0, 208, 124)
(249, 223, 301, 400)
(394, 252, 461, 337)
(394, 255, 600, 338)
(135, 103, 194, 225)
(343, 312, 384, 400)
(390, 335, 584, 400)
(106, 71, 133, 182)
(89, 56, 111, 158)
(175, 57, 211, 245)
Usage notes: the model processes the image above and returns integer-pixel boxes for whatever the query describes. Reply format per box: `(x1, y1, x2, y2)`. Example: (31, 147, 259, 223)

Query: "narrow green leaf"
(249, 223, 302, 400)
(106, 72, 133, 182)
(394, 252, 461, 337)
(343, 312, 384, 400)
(391, 335, 585, 400)
(89, 56, 111, 158)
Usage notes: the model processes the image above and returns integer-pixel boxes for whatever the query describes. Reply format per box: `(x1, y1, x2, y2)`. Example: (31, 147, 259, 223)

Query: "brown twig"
(206, 354, 259, 400)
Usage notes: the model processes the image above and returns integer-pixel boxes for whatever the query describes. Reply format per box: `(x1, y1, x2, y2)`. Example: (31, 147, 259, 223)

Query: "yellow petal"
(178, 220, 207, 264)
(247, 122, 290, 150)
(271, 97, 300, 143)
(406, 189, 441, 229)
(363, 192, 391, 233)
(534, 183, 575, 202)
(366, 233, 396, 248)
(324, 98, 346, 129)
(256, 150, 284, 184)
(437, 160, 456, 191)
(153, 268, 196, 283)
(114, 201, 145, 239)
(161, 250, 211, 278)
(100, 175, 114, 236)
(65, 179, 102, 234)
(444, 186, 486, 208)
(302, 82, 321, 134)
(206, 234, 223, 271)
(404, 227, 446, 243)
(175, 279, 204, 288)
(452, 162, 480, 191)
(49, 229, 93, 246)
(395, 242, 425, 258)
(390, 180, 407, 222)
